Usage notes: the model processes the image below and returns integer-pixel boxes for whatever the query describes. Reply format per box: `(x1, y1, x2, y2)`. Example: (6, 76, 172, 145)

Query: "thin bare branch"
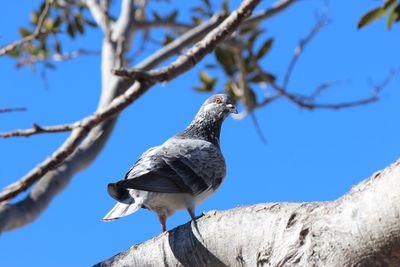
(282, 17, 328, 90)
(0, 107, 27, 113)
(250, 112, 267, 143)
(0, 123, 74, 138)
(15, 49, 100, 67)
(0, 0, 261, 205)
(134, 20, 192, 32)
(242, 0, 297, 27)
(135, 13, 227, 70)
(255, 63, 396, 111)
(307, 80, 350, 101)
(0, 0, 52, 57)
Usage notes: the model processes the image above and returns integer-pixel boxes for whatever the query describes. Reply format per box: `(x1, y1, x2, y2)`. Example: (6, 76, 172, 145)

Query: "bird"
(103, 93, 237, 232)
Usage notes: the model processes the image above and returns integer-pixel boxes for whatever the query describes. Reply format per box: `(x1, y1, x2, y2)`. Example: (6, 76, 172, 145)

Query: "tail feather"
(103, 199, 142, 222)
(107, 182, 129, 201)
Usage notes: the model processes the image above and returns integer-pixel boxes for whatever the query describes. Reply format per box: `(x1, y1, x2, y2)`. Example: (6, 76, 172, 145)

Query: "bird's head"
(182, 93, 238, 143)
(200, 94, 238, 120)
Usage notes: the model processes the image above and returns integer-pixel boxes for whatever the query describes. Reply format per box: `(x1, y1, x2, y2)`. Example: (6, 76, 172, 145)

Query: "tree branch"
(113, 0, 259, 83)
(282, 16, 328, 90)
(85, 0, 108, 32)
(15, 48, 100, 68)
(0, 0, 261, 225)
(0, 107, 27, 113)
(241, 0, 298, 27)
(0, 0, 52, 57)
(112, 0, 135, 41)
(95, 159, 400, 266)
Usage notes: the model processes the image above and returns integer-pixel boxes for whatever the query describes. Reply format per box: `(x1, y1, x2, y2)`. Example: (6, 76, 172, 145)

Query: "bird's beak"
(226, 104, 238, 114)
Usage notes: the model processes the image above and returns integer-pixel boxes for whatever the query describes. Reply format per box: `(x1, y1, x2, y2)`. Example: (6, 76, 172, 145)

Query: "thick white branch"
(95, 160, 400, 266)
(86, 0, 107, 31)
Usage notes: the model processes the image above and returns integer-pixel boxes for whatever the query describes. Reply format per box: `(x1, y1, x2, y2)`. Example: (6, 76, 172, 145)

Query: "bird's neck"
(180, 113, 223, 146)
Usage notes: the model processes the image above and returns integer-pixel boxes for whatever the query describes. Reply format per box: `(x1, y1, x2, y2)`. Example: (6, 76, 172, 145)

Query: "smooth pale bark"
(95, 159, 400, 266)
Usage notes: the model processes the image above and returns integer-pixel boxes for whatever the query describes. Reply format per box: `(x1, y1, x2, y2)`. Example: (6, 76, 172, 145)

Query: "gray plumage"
(103, 94, 237, 232)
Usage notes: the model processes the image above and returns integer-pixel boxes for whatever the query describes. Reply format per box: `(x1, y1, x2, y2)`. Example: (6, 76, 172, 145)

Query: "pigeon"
(103, 93, 237, 232)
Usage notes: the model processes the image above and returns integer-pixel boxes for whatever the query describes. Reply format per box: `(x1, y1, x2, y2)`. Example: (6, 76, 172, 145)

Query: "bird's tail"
(103, 198, 142, 222)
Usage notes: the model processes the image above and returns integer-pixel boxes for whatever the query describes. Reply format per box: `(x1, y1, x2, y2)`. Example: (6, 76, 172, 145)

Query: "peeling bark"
(95, 160, 400, 267)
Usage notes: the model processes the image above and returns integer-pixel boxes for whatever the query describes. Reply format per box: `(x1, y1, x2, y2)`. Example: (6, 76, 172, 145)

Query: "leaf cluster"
(358, 0, 400, 30)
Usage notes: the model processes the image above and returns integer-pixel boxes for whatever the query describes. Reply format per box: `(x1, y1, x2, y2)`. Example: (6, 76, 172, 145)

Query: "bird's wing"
(115, 138, 226, 195)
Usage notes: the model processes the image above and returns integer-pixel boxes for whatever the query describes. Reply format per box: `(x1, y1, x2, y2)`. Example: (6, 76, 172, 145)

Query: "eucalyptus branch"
(0, 0, 52, 57)
(85, 0, 108, 32)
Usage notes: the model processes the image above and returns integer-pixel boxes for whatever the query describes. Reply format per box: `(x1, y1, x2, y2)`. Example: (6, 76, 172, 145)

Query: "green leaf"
(74, 14, 85, 34)
(152, 11, 161, 21)
(67, 23, 75, 38)
(256, 38, 274, 59)
(246, 29, 265, 48)
(54, 40, 62, 54)
(53, 16, 62, 29)
(358, 7, 386, 29)
(19, 27, 32, 37)
(45, 62, 56, 70)
(205, 63, 218, 69)
(7, 48, 20, 57)
(199, 71, 214, 84)
(239, 24, 257, 35)
(215, 47, 235, 76)
(31, 12, 38, 25)
(195, 71, 217, 92)
(246, 88, 257, 110)
(84, 18, 97, 27)
(384, 0, 396, 10)
(191, 16, 202, 25)
(224, 81, 238, 104)
(253, 72, 276, 83)
(202, 0, 211, 9)
(167, 10, 178, 22)
(163, 34, 175, 46)
(44, 18, 54, 31)
(387, 4, 400, 29)
(222, 0, 229, 13)
(191, 7, 207, 16)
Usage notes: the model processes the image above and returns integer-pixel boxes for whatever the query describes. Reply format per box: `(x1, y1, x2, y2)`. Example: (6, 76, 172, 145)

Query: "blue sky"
(1, 1, 400, 266)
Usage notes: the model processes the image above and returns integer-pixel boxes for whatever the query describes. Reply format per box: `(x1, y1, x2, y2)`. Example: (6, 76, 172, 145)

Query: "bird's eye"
(215, 97, 222, 104)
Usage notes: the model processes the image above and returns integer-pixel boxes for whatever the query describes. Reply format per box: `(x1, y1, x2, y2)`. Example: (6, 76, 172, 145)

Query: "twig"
(15, 49, 100, 67)
(0, 0, 52, 57)
(0, 0, 261, 204)
(251, 112, 267, 144)
(241, 0, 297, 27)
(134, 20, 192, 32)
(0, 107, 27, 113)
(255, 63, 396, 110)
(0, 123, 75, 138)
(282, 17, 328, 90)
(307, 80, 350, 101)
